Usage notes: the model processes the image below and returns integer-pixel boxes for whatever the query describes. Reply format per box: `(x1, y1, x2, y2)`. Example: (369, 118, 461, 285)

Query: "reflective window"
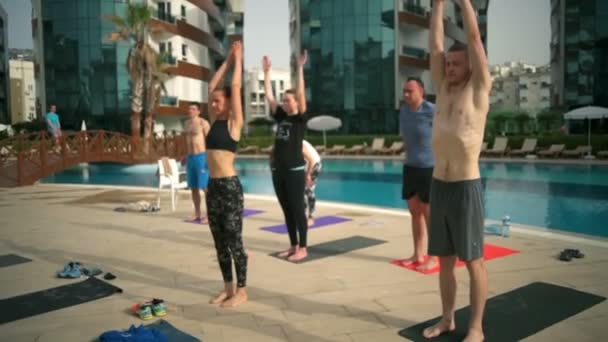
(42, 0, 131, 131)
(299, 0, 396, 133)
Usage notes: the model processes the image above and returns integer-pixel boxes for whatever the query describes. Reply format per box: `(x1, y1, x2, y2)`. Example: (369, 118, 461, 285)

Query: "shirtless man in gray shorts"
(423, 1, 491, 341)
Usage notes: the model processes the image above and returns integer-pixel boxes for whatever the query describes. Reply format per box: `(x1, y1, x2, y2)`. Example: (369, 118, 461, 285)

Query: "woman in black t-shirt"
(263, 50, 309, 262)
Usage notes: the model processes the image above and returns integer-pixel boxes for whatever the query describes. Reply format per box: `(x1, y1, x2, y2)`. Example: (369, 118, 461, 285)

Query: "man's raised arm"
(460, 0, 491, 90)
(430, 0, 446, 91)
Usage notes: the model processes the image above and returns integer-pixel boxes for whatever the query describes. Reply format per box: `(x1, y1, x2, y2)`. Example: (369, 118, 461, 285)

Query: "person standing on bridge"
(45, 104, 62, 145)
(204, 41, 248, 308)
(183, 102, 210, 224)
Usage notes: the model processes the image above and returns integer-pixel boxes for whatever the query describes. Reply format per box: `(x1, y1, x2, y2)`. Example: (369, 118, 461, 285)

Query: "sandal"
(565, 249, 585, 259)
(559, 250, 572, 261)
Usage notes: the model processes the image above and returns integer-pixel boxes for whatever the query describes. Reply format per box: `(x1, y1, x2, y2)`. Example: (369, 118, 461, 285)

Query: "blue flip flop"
(57, 261, 83, 278)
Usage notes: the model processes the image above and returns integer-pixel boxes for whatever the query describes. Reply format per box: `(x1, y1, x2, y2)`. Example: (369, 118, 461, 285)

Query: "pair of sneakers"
(132, 298, 167, 320)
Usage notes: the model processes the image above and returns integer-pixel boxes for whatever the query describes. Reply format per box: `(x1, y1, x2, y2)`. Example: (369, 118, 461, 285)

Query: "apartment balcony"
(159, 96, 178, 107)
(150, 16, 224, 56)
(400, 45, 430, 69)
(159, 54, 178, 66)
(399, 2, 430, 29)
(155, 12, 177, 24)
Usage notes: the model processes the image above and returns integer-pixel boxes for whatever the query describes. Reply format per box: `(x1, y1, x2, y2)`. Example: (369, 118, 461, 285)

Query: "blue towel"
(99, 325, 167, 342)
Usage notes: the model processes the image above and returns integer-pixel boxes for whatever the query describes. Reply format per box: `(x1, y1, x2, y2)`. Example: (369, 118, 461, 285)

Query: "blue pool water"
(42, 159, 608, 238)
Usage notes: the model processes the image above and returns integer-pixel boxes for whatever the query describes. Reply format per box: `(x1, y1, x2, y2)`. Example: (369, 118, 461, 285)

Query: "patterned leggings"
(205, 176, 247, 288)
(304, 162, 321, 218)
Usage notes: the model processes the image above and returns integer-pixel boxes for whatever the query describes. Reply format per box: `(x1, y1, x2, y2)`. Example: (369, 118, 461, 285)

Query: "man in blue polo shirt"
(399, 77, 437, 271)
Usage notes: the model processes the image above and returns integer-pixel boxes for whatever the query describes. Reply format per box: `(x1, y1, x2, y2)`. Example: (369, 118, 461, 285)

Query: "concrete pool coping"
(35, 183, 608, 249)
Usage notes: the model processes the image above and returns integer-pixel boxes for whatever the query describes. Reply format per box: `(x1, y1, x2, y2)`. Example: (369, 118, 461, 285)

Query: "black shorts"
(402, 165, 433, 203)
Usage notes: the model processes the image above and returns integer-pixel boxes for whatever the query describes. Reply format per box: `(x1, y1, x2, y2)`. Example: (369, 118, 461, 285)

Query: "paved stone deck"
(0, 184, 607, 341)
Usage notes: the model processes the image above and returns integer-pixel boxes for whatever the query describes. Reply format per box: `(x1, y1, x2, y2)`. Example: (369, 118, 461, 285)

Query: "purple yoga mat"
(183, 208, 264, 224)
(261, 215, 352, 234)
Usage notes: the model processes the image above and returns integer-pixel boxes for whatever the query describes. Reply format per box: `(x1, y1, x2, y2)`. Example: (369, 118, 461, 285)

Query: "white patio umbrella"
(81, 120, 87, 131)
(306, 115, 342, 148)
(563, 106, 608, 159)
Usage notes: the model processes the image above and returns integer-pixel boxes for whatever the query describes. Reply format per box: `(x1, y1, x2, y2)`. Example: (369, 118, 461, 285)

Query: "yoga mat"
(391, 244, 519, 274)
(146, 320, 201, 342)
(0, 277, 123, 324)
(183, 208, 264, 224)
(270, 235, 386, 264)
(0, 254, 32, 268)
(261, 215, 352, 234)
(398, 282, 606, 341)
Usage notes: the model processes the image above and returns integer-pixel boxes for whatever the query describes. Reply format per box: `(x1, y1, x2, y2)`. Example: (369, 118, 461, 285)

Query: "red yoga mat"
(391, 243, 519, 274)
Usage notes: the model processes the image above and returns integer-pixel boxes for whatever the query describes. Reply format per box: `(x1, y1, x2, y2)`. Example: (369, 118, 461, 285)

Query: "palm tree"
(107, 2, 162, 150)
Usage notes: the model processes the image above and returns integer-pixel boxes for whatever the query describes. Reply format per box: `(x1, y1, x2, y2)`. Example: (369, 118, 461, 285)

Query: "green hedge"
(240, 134, 402, 148)
(240, 133, 608, 152)
(487, 134, 608, 151)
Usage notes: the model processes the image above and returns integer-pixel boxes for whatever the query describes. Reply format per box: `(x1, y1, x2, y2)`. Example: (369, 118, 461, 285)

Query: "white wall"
(164, 76, 208, 103)
(9, 60, 36, 123)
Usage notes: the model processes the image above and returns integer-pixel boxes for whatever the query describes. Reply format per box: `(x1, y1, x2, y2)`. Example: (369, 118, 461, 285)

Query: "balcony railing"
(155, 12, 176, 24)
(401, 45, 427, 60)
(160, 96, 178, 107)
(159, 54, 177, 65)
(402, 2, 427, 16)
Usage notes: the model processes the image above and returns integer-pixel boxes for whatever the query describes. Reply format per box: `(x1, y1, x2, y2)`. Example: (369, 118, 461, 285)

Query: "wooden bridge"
(0, 130, 187, 187)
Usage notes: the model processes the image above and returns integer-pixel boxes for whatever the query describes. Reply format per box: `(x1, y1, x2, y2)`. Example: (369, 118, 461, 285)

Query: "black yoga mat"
(398, 282, 606, 341)
(270, 235, 386, 264)
(0, 277, 123, 324)
(0, 254, 32, 268)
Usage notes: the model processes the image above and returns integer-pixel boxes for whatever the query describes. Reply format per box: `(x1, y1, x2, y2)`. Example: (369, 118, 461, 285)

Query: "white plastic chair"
(156, 158, 187, 212)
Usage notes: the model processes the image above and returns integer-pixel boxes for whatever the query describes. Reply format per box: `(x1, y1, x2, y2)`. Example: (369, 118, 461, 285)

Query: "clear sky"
(1, 0, 551, 67)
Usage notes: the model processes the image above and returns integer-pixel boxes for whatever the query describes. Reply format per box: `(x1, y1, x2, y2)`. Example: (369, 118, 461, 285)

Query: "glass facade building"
(293, 0, 396, 134)
(551, 0, 608, 108)
(35, 0, 131, 131)
(0, 3, 8, 124)
(290, 0, 489, 134)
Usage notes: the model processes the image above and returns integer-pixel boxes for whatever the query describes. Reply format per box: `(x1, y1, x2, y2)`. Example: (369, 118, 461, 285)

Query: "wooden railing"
(0, 130, 187, 187)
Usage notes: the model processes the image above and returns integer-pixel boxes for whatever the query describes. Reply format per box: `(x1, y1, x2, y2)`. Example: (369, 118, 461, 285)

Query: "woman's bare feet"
(278, 246, 297, 258)
(209, 283, 234, 304)
(422, 319, 455, 339)
(287, 247, 308, 262)
(220, 288, 248, 308)
(209, 291, 230, 304)
(463, 328, 484, 342)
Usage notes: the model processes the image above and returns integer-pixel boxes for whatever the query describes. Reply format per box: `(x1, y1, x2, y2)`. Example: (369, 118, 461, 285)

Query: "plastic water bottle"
(501, 215, 511, 237)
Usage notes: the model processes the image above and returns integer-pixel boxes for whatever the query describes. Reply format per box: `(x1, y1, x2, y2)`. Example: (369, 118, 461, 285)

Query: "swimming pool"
(42, 158, 608, 238)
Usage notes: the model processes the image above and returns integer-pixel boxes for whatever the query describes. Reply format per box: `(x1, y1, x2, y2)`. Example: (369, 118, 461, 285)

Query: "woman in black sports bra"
(204, 41, 247, 308)
(263, 50, 310, 262)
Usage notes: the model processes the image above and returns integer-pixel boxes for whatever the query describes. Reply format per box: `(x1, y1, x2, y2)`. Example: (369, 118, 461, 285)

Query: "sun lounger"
(343, 144, 365, 155)
(379, 142, 404, 155)
(562, 145, 592, 158)
(538, 144, 565, 158)
(597, 151, 608, 159)
(509, 138, 537, 157)
(260, 145, 273, 154)
(485, 137, 509, 157)
(364, 138, 385, 155)
(326, 145, 345, 155)
(237, 146, 259, 154)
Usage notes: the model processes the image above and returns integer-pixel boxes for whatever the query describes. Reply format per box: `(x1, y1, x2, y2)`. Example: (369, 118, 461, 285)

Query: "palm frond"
(105, 14, 126, 28)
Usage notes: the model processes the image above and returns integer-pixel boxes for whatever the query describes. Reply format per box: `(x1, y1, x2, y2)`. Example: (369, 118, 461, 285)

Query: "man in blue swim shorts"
(184, 103, 210, 223)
